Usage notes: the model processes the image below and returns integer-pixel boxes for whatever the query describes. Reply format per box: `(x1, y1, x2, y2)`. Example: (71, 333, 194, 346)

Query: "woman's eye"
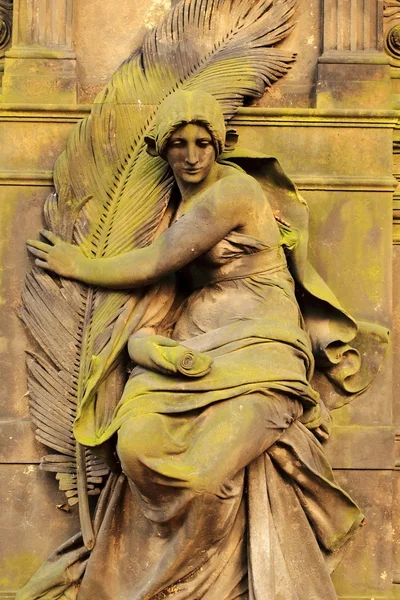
(198, 140, 211, 147)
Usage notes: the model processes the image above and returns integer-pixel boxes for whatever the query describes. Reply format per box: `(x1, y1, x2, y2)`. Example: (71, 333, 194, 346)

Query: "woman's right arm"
(27, 176, 252, 289)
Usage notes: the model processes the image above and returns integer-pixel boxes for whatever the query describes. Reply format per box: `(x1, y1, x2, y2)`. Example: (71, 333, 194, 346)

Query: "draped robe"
(16, 151, 388, 600)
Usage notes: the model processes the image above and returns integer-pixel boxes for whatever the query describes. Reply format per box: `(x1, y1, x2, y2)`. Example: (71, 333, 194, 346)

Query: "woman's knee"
(117, 414, 164, 475)
(242, 392, 302, 431)
(186, 470, 216, 495)
(184, 465, 244, 498)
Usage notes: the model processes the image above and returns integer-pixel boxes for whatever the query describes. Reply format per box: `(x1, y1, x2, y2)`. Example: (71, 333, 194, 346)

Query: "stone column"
(2, 0, 76, 103)
(317, 0, 392, 108)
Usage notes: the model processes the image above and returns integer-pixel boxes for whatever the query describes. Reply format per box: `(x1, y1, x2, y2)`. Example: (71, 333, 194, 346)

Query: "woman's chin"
(181, 171, 205, 183)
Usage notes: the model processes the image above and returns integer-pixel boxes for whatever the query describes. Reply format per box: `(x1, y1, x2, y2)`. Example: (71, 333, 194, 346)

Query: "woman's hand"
(128, 334, 181, 374)
(27, 230, 87, 280)
(301, 400, 333, 442)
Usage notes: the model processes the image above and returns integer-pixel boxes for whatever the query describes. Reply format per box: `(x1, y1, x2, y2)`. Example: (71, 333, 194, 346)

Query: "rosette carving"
(0, 0, 12, 53)
(384, 1, 400, 59)
(387, 24, 400, 57)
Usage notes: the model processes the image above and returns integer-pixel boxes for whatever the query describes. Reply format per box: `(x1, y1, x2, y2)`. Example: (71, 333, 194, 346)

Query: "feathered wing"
(21, 0, 297, 548)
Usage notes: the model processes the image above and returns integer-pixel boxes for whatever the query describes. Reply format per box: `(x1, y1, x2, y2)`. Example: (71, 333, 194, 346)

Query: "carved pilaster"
(9, 0, 73, 56)
(322, 0, 383, 54)
(317, 0, 391, 108)
(2, 0, 76, 103)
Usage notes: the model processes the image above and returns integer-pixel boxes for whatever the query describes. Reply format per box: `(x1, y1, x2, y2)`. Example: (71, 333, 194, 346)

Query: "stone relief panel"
(11, 0, 391, 598)
(0, 0, 395, 597)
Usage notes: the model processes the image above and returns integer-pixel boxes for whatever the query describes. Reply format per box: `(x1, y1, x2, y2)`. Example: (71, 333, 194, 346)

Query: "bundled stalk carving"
(20, 0, 297, 549)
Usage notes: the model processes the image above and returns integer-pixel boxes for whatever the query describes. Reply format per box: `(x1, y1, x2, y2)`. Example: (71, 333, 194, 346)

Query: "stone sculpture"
(17, 0, 388, 598)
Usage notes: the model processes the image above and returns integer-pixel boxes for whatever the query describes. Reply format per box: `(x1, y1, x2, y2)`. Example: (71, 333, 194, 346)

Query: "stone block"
(0, 465, 79, 593)
(2, 57, 77, 104)
(332, 470, 394, 599)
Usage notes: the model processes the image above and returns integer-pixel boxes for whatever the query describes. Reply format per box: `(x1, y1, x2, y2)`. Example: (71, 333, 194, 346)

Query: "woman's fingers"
(27, 239, 51, 252)
(40, 229, 61, 245)
(35, 259, 51, 270)
(27, 230, 62, 253)
(153, 336, 179, 347)
(27, 247, 48, 260)
(149, 346, 176, 373)
(314, 426, 330, 441)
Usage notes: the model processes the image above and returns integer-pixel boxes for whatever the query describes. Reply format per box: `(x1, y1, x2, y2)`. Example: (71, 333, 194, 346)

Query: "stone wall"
(0, 0, 398, 597)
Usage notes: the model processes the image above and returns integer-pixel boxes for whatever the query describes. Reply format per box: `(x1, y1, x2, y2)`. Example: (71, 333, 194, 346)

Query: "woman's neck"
(175, 163, 221, 203)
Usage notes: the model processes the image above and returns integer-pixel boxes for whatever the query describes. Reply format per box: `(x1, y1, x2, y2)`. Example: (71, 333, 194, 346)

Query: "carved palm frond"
(20, 266, 109, 508)
(21, 0, 297, 549)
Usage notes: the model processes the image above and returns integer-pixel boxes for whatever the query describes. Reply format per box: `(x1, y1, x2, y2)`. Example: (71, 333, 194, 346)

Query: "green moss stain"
(308, 193, 388, 318)
(0, 552, 43, 588)
(0, 195, 18, 308)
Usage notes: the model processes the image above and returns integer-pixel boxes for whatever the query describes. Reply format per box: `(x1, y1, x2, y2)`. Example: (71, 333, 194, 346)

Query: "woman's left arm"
(27, 177, 249, 289)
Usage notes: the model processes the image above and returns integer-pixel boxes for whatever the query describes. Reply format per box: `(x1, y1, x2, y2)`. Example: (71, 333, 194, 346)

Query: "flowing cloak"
(16, 151, 389, 600)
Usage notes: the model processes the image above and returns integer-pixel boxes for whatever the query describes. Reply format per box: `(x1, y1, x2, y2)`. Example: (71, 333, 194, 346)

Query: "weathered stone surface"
(0, 0, 397, 596)
(74, 0, 173, 103)
(0, 465, 79, 592)
(0, 185, 47, 420)
(332, 470, 394, 599)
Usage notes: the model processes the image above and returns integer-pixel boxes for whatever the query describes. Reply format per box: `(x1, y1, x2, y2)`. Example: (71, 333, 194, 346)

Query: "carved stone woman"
(19, 89, 387, 599)
(16, 1, 388, 597)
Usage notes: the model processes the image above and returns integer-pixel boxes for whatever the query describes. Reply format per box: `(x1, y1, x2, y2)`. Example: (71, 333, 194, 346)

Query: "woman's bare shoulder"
(218, 164, 258, 184)
(213, 164, 279, 241)
(215, 165, 264, 199)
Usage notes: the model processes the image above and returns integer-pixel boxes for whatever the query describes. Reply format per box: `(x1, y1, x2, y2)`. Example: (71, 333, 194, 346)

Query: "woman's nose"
(185, 145, 199, 165)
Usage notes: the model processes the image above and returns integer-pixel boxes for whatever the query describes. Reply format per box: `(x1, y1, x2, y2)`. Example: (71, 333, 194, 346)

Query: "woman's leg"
(117, 391, 302, 500)
(113, 393, 302, 599)
(176, 391, 302, 496)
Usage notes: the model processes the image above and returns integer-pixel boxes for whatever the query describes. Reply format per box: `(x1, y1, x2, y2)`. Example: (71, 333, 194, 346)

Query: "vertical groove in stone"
(376, 0, 383, 51)
(38, 0, 46, 46)
(13, 0, 23, 45)
(33, 0, 40, 44)
(65, 0, 72, 48)
(350, 0, 358, 51)
(25, 0, 33, 44)
(46, 0, 53, 45)
(363, 0, 370, 49)
(337, 0, 344, 50)
(371, 0, 377, 49)
(356, 0, 364, 50)
(57, 0, 63, 46)
(50, 0, 57, 46)
(323, 0, 337, 51)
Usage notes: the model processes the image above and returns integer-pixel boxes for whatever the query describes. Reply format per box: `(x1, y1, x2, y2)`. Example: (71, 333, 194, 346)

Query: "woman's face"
(164, 123, 216, 185)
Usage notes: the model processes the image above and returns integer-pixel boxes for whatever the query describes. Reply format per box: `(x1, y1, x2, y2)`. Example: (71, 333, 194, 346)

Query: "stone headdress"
(146, 90, 227, 158)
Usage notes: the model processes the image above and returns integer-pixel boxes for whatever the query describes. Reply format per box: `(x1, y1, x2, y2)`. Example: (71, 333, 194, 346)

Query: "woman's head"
(162, 121, 217, 185)
(146, 90, 226, 159)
